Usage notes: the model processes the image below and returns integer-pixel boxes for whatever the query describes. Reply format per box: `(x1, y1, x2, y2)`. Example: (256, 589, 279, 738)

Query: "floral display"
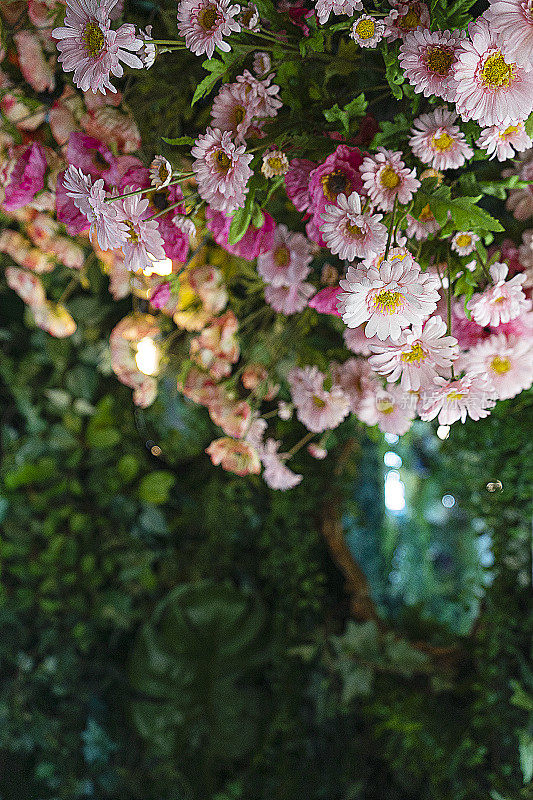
(1, 0, 533, 492)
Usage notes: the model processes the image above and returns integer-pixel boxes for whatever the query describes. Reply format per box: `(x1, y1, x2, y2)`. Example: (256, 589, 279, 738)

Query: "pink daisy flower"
(63, 165, 127, 250)
(288, 366, 350, 433)
(458, 333, 533, 400)
(405, 205, 440, 240)
(257, 224, 312, 287)
(451, 231, 479, 256)
(485, 0, 533, 69)
(350, 15, 385, 48)
(384, 0, 430, 42)
(261, 439, 303, 491)
(191, 127, 253, 214)
(284, 158, 316, 213)
(211, 82, 256, 142)
(319, 192, 388, 262)
(360, 148, 420, 212)
(343, 324, 381, 356)
(399, 29, 465, 102)
(356, 385, 416, 435)
(418, 373, 496, 425)
(234, 70, 282, 119)
(338, 252, 440, 341)
(119, 189, 166, 271)
(466, 262, 531, 327)
(476, 122, 533, 161)
(177, 0, 241, 58)
(409, 107, 473, 170)
(314, 0, 362, 25)
(149, 155, 173, 189)
(331, 357, 381, 414)
(264, 282, 315, 315)
(369, 315, 459, 391)
(206, 438, 261, 476)
(308, 145, 364, 243)
(452, 16, 533, 127)
(52, 0, 143, 94)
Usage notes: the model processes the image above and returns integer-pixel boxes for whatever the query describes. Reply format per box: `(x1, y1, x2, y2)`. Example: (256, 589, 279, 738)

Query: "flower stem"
(383, 195, 398, 261)
(285, 430, 315, 459)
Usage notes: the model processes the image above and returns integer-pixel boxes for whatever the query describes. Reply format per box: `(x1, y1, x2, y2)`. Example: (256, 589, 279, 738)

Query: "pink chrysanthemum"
(319, 192, 388, 262)
(264, 282, 315, 315)
(261, 439, 303, 491)
(308, 145, 364, 243)
(356, 385, 416, 435)
(360, 148, 420, 212)
(211, 82, 255, 142)
(409, 107, 473, 170)
(343, 324, 381, 356)
(369, 315, 459, 391)
(466, 262, 531, 327)
(338, 251, 440, 341)
(331, 357, 381, 414)
(177, 0, 241, 58)
(53, 0, 143, 94)
(149, 155, 173, 188)
(284, 158, 316, 213)
(191, 127, 253, 214)
(485, 0, 533, 69)
(234, 70, 282, 118)
(452, 16, 533, 127)
(458, 333, 533, 400)
(288, 366, 350, 433)
(2, 142, 47, 212)
(405, 205, 440, 240)
(384, 0, 430, 42)
(476, 122, 533, 161)
(314, 0, 362, 24)
(63, 165, 127, 250)
(399, 29, 465, 102)
(119, 189, 166, 271)
(451, 231, 479, 256)
(418, 373, 496, 425)
(257, 224, 312, 287)
(350, 15, 385, 47)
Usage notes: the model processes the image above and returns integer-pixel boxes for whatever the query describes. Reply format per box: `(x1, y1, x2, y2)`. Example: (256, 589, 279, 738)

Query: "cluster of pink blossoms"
(2, 0, 533, 490)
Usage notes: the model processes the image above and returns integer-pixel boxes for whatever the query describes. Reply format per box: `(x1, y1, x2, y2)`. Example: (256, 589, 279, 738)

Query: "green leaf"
(85, 426, 121, 448)
(228, 192, 255, 244)
(324, 94, 367, 135)
(192, 55, 236, 105)
(138, 470, 175, 504)
(161, 135, 195, 147)
(526, 110, 533, 138)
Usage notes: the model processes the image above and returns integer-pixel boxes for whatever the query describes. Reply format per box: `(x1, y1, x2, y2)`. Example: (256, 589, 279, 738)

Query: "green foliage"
(323, 94, 367, 135)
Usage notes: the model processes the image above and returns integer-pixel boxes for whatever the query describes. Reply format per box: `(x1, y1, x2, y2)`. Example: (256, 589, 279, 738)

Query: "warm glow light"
(143, 256, 173, 277)
(135, 337, 160, 376)
(437, 425, 450, 440)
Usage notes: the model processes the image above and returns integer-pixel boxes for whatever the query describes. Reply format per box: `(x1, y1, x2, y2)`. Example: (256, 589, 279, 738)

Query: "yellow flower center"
(198, 5, 218, 30)
(273, 246, 290, 267)
(425, 45, 454, 75)
(401, 342, 426, 363)
(399, 5, 421, 30)
(491, 355, 511, 374)
(267, 156, 285, 173)
(481, 51, 515, 88)
(447, 390, 465, 401)
(125, 222, 139, 244)
(373, 290, 404, 315)
(233, 106, 247, 125)
(313, 395, 327, 408)
(321, 170, 352, 202)
(376, 397, 394, 414)
(432, 131, 454, 151)
(82, 21, 105, 58)
(355, 18, 376, 39)
(380, 166, 401, 189)
(346, 221, 364, 239)
(455, 233, 472, 248)
(419, 204, 434, 223)
(501, 125, 520, 139)
(213, 149, 231, 172)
